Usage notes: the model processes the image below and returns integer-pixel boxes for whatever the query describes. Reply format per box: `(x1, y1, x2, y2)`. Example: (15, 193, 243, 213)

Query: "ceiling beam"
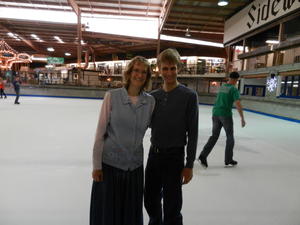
(162, 30, 223, 42)
(159, 0, 175, 33)
(171, 10, 229, 17)
(0, 4, 73, 13)
(167, 18, 223, 27)
(168, 16, 223, 24)
(0, 0, 161, 7)
(172, 5, 235, 13)
(0, 4, 159, 18)
(10, 27, 76, 34)
(169, 13, 224, 21)
(80, 5, 161, 14)
(67, 0, 82, 66)
(163, 25, 224, 33)
(77, 0, 162, 7)
(93, 43, 128, 53)
(68, 0, 80, 15)
(164, 23, 224, 31)
(83, 31, 156, 44)
(81, 10, 158, 18)
(0, 23, 44, 53)
(0, 19, 77, 29)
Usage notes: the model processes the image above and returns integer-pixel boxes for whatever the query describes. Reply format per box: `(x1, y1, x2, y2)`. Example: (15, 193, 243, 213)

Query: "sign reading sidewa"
(224, 0, 300, 44)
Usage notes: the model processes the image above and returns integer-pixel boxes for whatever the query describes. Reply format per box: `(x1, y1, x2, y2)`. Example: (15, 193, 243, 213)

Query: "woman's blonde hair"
(157, 48, 182, 69)
(123, 56, 152, 91)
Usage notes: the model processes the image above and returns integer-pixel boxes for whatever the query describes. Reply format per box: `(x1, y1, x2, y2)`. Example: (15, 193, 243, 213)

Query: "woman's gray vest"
(102, 88, 154, 171)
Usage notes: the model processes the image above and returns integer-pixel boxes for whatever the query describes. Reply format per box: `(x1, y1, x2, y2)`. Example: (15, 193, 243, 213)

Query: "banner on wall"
(224, 0, 300, 44)
(47, 57, 64, 64)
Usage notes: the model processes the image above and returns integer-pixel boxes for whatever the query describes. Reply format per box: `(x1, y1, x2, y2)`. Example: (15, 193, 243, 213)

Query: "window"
(243, 85, 265, 97)
(281, 75, 300, 98)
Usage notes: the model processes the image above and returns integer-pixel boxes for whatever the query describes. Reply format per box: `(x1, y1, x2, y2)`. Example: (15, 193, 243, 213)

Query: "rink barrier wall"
(4, 85, 107, 99)
(4, 86, 300, 123)
(199, 94, 300, 122)
(197, 102, 300, 123)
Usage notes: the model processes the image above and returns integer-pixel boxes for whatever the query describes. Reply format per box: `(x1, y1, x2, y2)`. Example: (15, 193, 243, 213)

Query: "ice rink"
(1, 96, 300, 225)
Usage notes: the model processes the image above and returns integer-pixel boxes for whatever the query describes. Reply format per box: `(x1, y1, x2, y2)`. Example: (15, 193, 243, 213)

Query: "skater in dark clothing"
(13, 76, 21, 104)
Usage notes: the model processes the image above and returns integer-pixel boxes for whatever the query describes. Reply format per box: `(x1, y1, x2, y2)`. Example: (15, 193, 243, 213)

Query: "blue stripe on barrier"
(243, 108, 300, 123)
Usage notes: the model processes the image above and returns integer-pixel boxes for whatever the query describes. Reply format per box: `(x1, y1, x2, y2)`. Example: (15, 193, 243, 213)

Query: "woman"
(90, 56, 155, 225)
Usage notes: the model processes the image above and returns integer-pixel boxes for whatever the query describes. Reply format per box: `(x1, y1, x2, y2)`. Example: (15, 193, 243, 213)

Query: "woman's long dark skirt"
(90, 163, 143, 225)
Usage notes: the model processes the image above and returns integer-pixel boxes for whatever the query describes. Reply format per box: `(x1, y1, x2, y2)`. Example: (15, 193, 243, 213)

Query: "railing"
(1, 63, 226, 89)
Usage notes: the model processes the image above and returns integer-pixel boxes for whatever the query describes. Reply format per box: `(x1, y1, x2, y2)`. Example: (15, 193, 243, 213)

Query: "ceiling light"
(31, 56, 47, 61)
(47, 47, 55, 52)
(266, 40, 279, 44)
(185, 28, 191, 37)
(161, 35, 224, 48)
(218, 0, 229, 6)
(65, 52, 71, 56)
(7, 32, 20, 41)
(31, 34, 44, 42)
(54, 36, 64, 43)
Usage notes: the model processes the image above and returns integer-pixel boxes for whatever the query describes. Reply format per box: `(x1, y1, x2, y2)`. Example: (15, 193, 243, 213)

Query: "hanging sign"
(47, 57, 64, 64)
(224, 0, 300, 44)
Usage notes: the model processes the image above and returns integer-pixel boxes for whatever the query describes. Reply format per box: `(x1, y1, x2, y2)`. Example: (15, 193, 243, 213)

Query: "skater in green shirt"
(198, 71, 246, 168)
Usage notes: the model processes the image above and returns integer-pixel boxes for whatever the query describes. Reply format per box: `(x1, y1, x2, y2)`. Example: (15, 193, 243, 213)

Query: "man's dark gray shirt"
(150, 84, 199, 168)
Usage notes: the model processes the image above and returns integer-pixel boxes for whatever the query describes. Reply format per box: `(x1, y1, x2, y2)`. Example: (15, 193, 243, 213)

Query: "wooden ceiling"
(0, 0, 253, 62)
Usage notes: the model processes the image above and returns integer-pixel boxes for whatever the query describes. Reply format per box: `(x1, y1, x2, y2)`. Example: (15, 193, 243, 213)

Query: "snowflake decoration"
(267, 77, 277, 92)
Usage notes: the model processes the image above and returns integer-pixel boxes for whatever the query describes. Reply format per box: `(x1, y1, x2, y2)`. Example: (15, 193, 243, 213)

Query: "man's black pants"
(14, 89, 20, 103)
(144, 146, 184, 225)
(200, 116, 234, 163)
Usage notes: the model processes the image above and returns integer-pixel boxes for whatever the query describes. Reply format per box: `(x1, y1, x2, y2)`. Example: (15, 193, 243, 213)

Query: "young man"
(144, 48, 199, 225)
(198, 71, 246, 168)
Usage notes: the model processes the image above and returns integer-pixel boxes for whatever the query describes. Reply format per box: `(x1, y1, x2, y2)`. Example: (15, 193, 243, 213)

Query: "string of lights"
(0, 39, 31, 70)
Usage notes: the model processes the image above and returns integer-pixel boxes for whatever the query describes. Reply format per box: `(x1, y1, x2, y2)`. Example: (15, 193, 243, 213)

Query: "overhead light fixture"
(54, 36, 64, 43)
(266, 40, 279, 44)
(7, 32, 20, 41)
(31, 34, 43, 42)
(161, 35, 224, 48)
(65, 52, 71, 56)
(218, 0, 229, 6)
(47, 47, 55, 52)
(185, 28, 191, 37)
(31, 56, 47, 61)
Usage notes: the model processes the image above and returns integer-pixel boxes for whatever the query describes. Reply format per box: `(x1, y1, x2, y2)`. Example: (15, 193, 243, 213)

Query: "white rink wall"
(4, 85, 300, 120)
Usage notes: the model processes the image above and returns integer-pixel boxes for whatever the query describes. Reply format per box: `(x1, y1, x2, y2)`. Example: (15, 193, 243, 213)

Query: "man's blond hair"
(157, 48, 182, 69)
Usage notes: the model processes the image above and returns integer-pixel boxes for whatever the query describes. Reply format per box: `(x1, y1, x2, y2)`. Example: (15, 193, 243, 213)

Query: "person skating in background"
(198, 71, 246, 168)
(13, 76, 21, 104)
(0, 77, 7, 99)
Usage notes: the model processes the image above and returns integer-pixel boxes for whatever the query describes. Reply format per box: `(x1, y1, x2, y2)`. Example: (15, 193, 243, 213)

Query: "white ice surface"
(0, 96, 300, 225)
